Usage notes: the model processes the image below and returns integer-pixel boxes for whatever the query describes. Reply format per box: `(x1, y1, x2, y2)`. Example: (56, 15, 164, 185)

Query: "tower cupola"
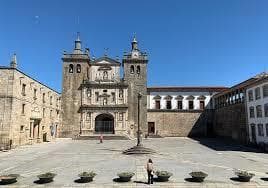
(10, 53, 17, 68)
(73, 32, 82, 54)
(131, 36, 138, 51)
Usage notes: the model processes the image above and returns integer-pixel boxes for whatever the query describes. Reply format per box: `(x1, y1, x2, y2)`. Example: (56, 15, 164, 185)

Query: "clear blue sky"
(1, 0, 268, 92)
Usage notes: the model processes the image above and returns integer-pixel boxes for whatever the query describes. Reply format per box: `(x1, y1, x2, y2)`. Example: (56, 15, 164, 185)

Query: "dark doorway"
(43, 133, 47, 142)
(148, 122, 155, 135)
(251, 125, 256, 144)
(95, 114, 114, 134)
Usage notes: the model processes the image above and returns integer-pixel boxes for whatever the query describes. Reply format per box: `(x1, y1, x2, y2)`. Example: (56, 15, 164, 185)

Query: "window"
(119, 89, 123, 98)
(166, 100, 172, 109)
(265, 103, 268, 117)
(86, 112, 90, 121)
(256, 105, 262, 118)
(177, 101, 183, 109)
(69, 64, 73, 73)
(248, 90, 253, 102)
(50, 96, 52, 105)
(249, 107, 255, 118)
(34, 89, 37, 99)
(266, 124, 268, 137)
(43, 93, 45, 103)
(137, 66, 140, 74)
(103, 98, 107, 105)
(20, 125, 24, 132)
(95, 92, 99, 102)
(77, 64, 81, 73)
(258, 124, 264, 136)
(263, 84, 268, 98)
(22, 84, 26, 96)
(87, 88, 91, 97)
(255, 87, 261, 100)
(200, 101, 205, 110)
(42, 126, 45, 130)
(130, 65, 134, 74)
(112, 92, 115, 102)
(119, 113, 123, 121)
(103, 71, 108, 80)
(155, 101, 160, 109)
(43, 108, 45, 118)
(22, 104, 25, 114)
(189, 101, 194, 110)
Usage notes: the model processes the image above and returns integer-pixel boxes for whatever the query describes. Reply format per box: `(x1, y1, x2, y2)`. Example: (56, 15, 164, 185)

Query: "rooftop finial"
(76, 32, 80, 41)
(10, 53, 17, 68)
(74, 32, 82, 54)
(131, 34, 138, 51)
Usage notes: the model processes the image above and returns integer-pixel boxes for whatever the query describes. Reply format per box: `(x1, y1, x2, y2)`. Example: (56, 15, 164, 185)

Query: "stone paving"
(0, 137, 268, 187)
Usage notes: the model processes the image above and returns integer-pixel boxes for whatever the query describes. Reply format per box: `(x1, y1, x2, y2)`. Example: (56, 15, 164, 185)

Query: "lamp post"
(137, 93, 142, 146)
(122, 93, 155, 155)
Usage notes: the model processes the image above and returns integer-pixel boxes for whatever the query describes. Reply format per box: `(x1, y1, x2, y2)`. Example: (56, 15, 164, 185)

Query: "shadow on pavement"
(192, 137, 263, 153)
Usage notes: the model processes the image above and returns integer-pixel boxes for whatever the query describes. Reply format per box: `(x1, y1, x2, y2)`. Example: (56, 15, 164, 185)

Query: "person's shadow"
(134, 180, 148, 184)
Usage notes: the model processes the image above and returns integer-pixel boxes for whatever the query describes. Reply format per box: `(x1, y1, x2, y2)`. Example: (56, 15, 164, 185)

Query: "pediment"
(92, 56, 120, 65)
(153, 95, 161, 100)
(164, 95, 173, 100)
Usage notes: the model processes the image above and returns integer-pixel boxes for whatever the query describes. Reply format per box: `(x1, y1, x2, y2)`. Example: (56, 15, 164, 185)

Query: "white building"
(246, 73, 268, 144)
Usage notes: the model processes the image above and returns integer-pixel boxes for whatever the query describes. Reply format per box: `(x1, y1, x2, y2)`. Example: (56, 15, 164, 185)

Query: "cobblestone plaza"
(1, 138, 268, 187)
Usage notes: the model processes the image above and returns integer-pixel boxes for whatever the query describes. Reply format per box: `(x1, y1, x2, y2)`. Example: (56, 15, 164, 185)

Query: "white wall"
(147, 91, 215, 110)
(247, 81, 268, 144)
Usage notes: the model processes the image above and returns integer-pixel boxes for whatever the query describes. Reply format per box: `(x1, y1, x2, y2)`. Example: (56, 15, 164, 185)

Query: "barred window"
(258, 124, 264, 136)
(256, 105, 262, 118)
(166, 100, 172, 109)
(177, 101, 183, 110)
(265, 103, 268, 117)
(263, 84, 268, 98)
(255, 87, 261, 100)
(249, 107, 255, 118)
(248, 90, 253, 101)
(189, 101, 194, 110)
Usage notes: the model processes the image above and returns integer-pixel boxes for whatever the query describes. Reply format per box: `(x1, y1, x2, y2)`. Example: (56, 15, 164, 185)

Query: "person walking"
(146, 159, 154, 184)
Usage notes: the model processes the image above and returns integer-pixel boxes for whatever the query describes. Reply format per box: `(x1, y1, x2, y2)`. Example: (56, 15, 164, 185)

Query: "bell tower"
(123, 36, 148, 136)
(60, 33, 90, 137)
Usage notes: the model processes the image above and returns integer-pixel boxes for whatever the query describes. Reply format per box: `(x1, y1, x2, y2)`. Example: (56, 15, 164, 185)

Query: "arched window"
(119, 89, 124, 98)
(69, 64, 73, 73)
(103, 71, 108, 80)
(137, 66, 140, 74)
(130, 65, 134, 74)
(77, 64, 81, 73)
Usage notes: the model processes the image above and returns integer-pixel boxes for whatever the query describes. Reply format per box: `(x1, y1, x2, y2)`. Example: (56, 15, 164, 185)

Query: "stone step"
(74, 135, 130, 140)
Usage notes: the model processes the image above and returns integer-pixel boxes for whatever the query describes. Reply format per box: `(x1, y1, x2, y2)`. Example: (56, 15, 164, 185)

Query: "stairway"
(74, 134, 130, 140)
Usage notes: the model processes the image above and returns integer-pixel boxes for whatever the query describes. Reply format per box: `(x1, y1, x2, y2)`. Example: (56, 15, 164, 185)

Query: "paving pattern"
(0, 137, 268, 187)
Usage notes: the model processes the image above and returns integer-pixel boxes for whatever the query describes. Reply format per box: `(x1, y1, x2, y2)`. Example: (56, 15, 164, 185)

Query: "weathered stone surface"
(0, 67, 61, 148)
(214, 103, 247, 143)
(147, 110, 213, 137)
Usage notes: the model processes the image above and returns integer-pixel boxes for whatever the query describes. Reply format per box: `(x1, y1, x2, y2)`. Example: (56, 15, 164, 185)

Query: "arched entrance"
(95, 114, 114, 134)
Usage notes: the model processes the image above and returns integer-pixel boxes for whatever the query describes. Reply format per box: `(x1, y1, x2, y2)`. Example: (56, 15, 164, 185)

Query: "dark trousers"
(147, 170, 153, 184)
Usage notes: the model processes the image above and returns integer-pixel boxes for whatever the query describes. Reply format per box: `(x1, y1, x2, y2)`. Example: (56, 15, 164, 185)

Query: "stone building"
(0, 54, 61, 149)
(245, 73, 268, 144)
(60, 35, 228, 139)
(60, 36, 148, 138)
(213, 72, 268, 144)
(147, 87, 226, 137)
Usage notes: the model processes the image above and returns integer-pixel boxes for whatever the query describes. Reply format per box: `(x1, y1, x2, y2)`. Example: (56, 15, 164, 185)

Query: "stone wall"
(0, 68, 61, 148)
(214, 103, 247, 143)
(147, 110, 213, 137)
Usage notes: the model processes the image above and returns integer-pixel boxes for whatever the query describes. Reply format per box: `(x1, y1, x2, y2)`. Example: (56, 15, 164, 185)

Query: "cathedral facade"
(60, 36, 148, 138)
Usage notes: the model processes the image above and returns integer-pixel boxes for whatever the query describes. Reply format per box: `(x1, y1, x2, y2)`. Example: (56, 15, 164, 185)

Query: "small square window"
(20, 125, 24, 131)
